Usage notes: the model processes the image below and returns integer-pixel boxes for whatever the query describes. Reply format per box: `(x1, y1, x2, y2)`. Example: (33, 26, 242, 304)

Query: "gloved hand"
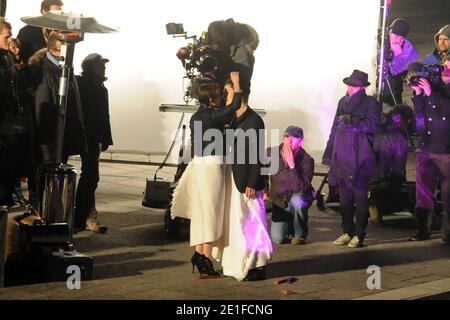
(337, 113, 352, 125)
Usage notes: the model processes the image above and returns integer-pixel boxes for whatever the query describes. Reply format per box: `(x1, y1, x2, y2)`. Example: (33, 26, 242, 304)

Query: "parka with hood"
(423, 24, 450, 66)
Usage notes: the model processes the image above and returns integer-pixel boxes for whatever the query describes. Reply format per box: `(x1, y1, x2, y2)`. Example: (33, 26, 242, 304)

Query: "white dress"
(212, 166, 273, 281)
(171, 155, 226, 247)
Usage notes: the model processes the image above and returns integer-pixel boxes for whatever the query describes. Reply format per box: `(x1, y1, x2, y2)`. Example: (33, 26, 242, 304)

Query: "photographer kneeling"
(408, 57, 450, 244)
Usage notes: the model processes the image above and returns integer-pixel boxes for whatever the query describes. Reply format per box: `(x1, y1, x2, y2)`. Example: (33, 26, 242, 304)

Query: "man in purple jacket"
(323, 70, 381, 248)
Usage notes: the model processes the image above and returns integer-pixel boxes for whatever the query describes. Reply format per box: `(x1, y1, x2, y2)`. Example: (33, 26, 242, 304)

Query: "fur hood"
(28, 48, 48, 66)
(235, 23, 259, 53)
(434, 24, 450, 49)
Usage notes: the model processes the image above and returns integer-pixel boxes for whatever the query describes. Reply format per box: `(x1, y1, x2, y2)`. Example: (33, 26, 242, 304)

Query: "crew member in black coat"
(74, 53, 113, 233)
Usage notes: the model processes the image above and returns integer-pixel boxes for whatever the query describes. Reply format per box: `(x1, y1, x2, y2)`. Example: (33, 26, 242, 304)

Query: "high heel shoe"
(191, 251, 202, 273)
(190, 252, 221, 279)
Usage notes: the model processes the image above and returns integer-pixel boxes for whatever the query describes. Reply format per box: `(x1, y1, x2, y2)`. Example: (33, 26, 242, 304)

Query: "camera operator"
(408, 57, 450, 245)
(207, 19, 259, 94)
(382, 19, 419, 106)
(424, 24, 449, 66)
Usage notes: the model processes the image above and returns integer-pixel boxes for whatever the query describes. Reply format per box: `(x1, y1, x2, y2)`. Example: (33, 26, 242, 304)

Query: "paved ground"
(1, 0, 450, 301)
(1, 156, 449, 300)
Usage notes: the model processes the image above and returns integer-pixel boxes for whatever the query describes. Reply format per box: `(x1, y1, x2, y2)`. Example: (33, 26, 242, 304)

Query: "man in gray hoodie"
(423, 24, 450, 66)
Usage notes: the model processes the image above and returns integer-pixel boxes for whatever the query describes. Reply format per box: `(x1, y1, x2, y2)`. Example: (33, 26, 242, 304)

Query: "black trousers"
(338, 175, 371, 240)
(73, 143, 100, 228)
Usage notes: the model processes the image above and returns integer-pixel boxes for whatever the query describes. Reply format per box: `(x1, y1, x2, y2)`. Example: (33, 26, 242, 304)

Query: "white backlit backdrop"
(6, 0, 381, 160)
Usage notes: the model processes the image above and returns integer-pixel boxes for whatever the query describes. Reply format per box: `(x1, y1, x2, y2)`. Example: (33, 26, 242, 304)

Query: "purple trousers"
(416, 151, 450, 211)
(416, 151, 450, 241)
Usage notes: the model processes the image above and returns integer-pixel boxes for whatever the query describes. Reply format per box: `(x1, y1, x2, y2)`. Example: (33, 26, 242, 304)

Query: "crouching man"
(266, 126, 315, 245)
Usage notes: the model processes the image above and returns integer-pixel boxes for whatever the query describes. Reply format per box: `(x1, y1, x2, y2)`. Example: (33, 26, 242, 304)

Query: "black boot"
(244, 267, 266, 281)
(410, 208, 432, 241)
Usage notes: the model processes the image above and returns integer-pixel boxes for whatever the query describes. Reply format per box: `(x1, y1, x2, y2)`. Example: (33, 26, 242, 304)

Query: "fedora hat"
(343, 69, 370, 87)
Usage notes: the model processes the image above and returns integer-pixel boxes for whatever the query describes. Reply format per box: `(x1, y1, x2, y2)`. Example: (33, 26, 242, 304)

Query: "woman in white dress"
(171, 72, 241, 278)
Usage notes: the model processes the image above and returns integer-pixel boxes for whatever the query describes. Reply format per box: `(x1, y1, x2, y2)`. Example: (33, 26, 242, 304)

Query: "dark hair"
(0, 19, 12, 33)
(197, 83, 220, 105)
(41, 0, 64, 13)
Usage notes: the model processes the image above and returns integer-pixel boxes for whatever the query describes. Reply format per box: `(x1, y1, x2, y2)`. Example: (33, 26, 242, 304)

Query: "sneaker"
(348, 236, 364, 248)
(291, 237, 306, 245)
(86, 217, 108, 234)
(332, 233, 352, 246)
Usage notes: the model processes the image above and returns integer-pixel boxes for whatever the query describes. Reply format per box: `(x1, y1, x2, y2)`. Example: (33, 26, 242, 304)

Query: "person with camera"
(408, 57, 450, 244)
(266, 126, 315, 245)
(322, 70, 381, 248)
(424, 24, 449, 66)
(73, 53, 112, 234)
(171, 72, 241, 279)
(382, 19, 419, 106)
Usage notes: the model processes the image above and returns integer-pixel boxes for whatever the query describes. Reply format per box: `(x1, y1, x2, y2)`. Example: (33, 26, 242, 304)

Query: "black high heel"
(190, 252, 220, 278)
(199, 255, 221, 279)
(191, 251, 202, 273)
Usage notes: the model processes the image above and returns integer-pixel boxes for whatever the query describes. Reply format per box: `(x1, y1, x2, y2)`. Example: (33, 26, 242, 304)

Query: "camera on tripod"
(407, 62, 444, 87)
(166, 23, 219, 102)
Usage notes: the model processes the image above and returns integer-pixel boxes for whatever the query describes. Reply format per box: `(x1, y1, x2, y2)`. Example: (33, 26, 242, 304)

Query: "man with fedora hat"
(323, 70, 381, 248)
(382, 18, 419, 106)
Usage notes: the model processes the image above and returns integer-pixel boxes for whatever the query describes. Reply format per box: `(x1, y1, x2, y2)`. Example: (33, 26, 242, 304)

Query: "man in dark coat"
(409, 57, 450, 244)
(323, 70, 381, 248)
(34, 33, 85, 165)
(369, 104, 413, 220)
(74, 53, 113, 233)
(266, 126, 315, 245)
(0, 20, 22, 206)
(17, 0, 64, 64)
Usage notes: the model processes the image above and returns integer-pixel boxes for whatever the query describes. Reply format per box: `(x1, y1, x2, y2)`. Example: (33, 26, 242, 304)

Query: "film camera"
(407, 62, 444, 87)
(166, 23, 220, 102)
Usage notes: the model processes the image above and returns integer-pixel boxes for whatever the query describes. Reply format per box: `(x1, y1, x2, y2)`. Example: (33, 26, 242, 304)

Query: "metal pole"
(55, 42, 75, 164)
(0, 0, 6, 17)
(377, 0, 390, 100)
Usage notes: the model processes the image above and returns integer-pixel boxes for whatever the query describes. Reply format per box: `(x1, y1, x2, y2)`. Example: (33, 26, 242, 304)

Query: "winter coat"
(33, 51, 86, 163)
(77, 74, 113, 150)
(323, 90, 381, 183)
(412, 84, 450, 154)
(423, 24, 450, 66)
(266, 146, 315, 209)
